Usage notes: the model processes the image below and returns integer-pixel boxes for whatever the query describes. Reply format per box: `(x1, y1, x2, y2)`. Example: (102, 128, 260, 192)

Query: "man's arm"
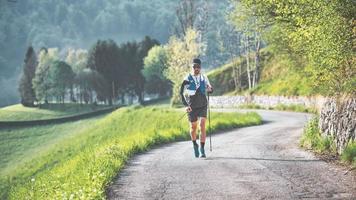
(204, 75, 213, 93)
(180, 80, 190, 106)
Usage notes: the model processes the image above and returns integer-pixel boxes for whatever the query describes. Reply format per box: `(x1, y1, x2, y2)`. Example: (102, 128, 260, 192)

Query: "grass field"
(0, 103, 111, 121)
(0, 105, 261, 199)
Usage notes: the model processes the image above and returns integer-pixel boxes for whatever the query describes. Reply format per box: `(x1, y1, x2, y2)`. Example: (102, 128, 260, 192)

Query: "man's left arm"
(204, 75, 213, 93)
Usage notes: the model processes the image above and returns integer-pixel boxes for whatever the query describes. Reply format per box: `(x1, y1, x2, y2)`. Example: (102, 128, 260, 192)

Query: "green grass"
(274, 104, 317, 113)
(0, 114, 108, 199)
(300, 117, 337, 153)
(207, 49, 315, 97)
(1, 106, 262, 199)
(0, 115, 106, 174)
(238, 103, 317, 113)
(300, 117, 356, 168)
(250, 53, 314, 97)
(207, 58, 243, 96)
(238, 103, 264, 110)
(341, 141, 356, 167)
(0, 103, 111, 121)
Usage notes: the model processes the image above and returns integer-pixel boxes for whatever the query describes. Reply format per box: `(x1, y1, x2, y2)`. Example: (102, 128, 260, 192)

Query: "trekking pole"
(178, 112, 187, 121)
(208, 92, 212, 152)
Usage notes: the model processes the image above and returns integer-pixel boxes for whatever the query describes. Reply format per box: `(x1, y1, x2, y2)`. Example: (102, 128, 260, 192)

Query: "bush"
(341, 141, 356, 167)
(300, 117, 336, 153)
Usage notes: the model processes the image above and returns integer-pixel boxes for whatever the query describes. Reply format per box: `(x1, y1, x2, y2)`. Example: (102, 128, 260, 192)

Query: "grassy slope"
(1, 106, 261, 199)
(207, 50, 314, 97)
(206, 59, 240, 96)
(0, 104, 111, 121)
(0, 115, 106, 175)
(250, 54, 314, 96)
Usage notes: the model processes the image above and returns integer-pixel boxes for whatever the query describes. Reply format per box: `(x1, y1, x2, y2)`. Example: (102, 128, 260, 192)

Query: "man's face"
(193, 64, 201, 74)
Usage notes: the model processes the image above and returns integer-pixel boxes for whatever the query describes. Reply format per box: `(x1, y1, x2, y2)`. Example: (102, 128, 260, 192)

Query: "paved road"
(107, 110, 356, 200)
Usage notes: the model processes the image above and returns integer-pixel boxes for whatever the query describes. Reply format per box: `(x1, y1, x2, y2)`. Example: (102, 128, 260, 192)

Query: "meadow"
(0, 104, 111, 121)
(0, 105, 261, 199)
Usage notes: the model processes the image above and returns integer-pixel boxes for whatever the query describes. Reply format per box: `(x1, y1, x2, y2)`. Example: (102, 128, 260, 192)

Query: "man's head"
(192, 58, 201, 75)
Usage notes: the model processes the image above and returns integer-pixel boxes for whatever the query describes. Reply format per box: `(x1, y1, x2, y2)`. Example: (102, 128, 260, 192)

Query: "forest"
(0, 0, 235, 107)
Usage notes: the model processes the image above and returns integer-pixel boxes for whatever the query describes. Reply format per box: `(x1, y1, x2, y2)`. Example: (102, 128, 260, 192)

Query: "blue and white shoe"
(199, 147, 206, 158)
(193, 144, 199, 158)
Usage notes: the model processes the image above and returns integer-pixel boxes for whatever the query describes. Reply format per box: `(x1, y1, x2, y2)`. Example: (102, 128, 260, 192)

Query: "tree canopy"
(230, 0, 355, 95)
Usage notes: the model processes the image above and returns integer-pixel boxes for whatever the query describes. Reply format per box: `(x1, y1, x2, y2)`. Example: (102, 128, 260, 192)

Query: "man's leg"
(199, 117, 207, 143)
(190, 121, 199, 157)
(190, 121, 198, 141)
(199, 117, 207, 157)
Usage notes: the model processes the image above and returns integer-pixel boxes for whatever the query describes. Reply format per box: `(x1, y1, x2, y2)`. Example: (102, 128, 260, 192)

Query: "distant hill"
(0, 0, 230, 107)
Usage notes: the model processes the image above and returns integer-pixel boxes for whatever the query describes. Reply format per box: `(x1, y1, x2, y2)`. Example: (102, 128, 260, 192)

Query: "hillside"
(207, 49, 314, 97)
(0, 0, 231, 106)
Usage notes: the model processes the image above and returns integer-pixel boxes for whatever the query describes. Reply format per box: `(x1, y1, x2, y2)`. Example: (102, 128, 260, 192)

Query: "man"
(180, 58, 213, 158)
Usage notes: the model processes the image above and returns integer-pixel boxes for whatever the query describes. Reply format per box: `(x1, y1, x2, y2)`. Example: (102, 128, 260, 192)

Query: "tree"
(87, 40, 120, 105)
(118, 41, 139, 104)
(136, 36, 160, 103)
(218, 24, 244, 91)
(142, 45, 171, 96)
(48, 60, 75, 104)
(75, 68, 109, 104)
(65, 48, 88, 74)
(165, 28, 203, 106)
(32, 48, 59, 104)
(234, 0, 355, 95)
(19, 46, 38, 107)
(175, 0, 209, 38)
(66, 48, 88, 102)
(229, 2, 264, 90)
(118, 36, 159, 104)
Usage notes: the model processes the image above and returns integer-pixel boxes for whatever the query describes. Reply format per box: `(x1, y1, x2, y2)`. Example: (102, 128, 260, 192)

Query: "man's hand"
(207, 86, 213, 94)
(186, 106, 192, 113)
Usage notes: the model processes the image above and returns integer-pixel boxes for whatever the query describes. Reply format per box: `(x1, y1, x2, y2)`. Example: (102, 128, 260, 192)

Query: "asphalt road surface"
(107, 110, 356, 200)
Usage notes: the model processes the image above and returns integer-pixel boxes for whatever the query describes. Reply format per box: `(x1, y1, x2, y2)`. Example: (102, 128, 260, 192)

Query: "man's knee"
(190, 121, 198, 130)
(200, 118, 206, 127)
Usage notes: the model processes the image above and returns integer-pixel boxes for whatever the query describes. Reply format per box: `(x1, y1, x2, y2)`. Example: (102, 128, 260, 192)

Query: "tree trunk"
(244, 35, 252, 90)
(232, 64, 238, 92)
(238, 62, 242, 90)
(254, 33, 261, 88)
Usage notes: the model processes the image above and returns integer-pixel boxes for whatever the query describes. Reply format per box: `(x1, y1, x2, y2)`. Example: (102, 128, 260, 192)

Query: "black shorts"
(188, 106, 207, 122)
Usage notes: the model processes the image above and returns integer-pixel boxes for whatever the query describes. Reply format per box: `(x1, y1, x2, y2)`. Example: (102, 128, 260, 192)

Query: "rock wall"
(209, 95, 326, 110)
(319, 97, 356, 153)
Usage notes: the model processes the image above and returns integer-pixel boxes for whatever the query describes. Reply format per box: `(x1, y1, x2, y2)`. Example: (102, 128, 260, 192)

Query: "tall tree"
(119, 41, 139, 103)
(48, 60, 75, 104)
(32, 48, 59, 104)
(230, 2, 264, 90)
(234, 0, 355, 95)
(66, 48, 88, 102)
(165, 28, 203, 106)
(175, 0, 210, 36)
(136, 36, 160, 103)
(87, 40, 120, 105)
(142, 45, 171, 96)
(19, 46, 38, 107)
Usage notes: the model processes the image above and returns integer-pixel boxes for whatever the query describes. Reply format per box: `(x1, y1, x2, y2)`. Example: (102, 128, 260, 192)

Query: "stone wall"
(209, 95, 326, 110)
(319, 97, 356, 153)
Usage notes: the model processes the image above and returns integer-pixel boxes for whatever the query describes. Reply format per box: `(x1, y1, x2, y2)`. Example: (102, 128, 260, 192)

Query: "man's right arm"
(180, 80, 190, 106)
